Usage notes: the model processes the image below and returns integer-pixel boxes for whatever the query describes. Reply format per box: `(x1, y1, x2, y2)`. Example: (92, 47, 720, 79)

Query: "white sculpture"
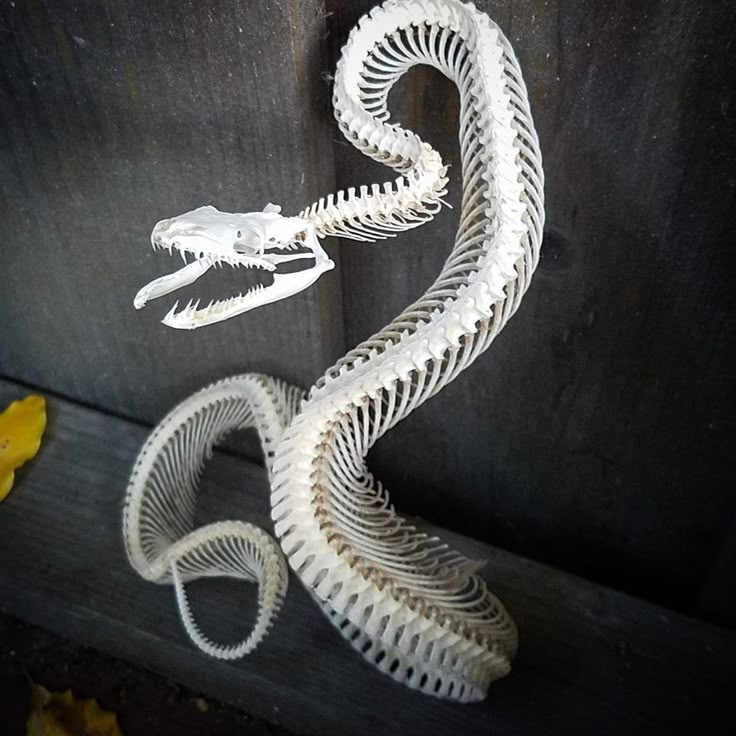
(124, 0, 544, 702)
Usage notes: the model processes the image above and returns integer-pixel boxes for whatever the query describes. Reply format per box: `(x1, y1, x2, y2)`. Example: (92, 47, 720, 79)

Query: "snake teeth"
(125, 0, 543, 703)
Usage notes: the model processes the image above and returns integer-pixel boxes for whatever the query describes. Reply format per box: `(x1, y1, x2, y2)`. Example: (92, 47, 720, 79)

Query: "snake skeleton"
(124, 0, 544, 702)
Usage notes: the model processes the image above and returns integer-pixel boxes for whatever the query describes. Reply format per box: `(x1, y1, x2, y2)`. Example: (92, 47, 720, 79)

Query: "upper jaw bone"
(137, 208, 335, 325)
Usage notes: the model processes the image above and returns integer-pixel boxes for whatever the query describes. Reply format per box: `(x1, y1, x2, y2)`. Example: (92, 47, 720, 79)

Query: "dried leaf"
(0, 394, 46, 501)
(191, 696, 208, 712)
(27, 682, 123, 736)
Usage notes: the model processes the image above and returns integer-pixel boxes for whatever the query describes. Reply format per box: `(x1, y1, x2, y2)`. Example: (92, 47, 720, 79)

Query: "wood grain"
(326, 0, 736, 622)
(0, 0, 734, 632)
(0, 379, 734, 735)
(0, 0, 344, 424)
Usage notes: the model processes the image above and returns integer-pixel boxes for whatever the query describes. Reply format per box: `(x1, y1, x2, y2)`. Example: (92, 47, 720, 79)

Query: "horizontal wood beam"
(0, 379, 733, 735)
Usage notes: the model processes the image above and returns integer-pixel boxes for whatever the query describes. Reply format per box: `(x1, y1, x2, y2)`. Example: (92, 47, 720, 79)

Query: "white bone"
(123, 375, 301, 657)
(133, 258, 213, 309)
(125, 0, 545, 702)
(136, 207, 334, 327)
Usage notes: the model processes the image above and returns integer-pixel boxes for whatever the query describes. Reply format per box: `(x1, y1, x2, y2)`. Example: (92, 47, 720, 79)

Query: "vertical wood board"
(327, 0, 736, 618)
(0, 0, 344, 424)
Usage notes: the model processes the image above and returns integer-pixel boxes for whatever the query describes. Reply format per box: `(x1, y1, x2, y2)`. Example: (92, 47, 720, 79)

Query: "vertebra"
(125, 0, 543, 702)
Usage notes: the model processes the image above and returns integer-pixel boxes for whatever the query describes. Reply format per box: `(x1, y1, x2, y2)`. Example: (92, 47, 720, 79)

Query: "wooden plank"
(326, 0, 736, 619)
(2, 0, 734, 632)
(0, 379, 734, 735)
(0, 0, 344, 425)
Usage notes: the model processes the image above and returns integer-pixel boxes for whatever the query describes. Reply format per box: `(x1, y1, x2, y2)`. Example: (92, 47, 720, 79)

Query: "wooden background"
(1, 0, 734, 627)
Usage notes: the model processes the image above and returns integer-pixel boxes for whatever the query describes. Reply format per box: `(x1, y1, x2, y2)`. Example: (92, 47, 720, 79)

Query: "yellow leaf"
(0, 394, 46, 502)
(27, 682, 123, 736)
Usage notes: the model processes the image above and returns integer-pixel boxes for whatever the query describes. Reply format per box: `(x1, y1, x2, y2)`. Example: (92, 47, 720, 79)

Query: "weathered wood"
(1, 0, 734, 638)
(0, 379, 733, 735)
(327, 0, 736, 620)
(0, 0, 344, 423)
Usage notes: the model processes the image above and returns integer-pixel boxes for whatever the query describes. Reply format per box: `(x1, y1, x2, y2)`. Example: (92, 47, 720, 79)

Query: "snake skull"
(134, 203, 334, 329)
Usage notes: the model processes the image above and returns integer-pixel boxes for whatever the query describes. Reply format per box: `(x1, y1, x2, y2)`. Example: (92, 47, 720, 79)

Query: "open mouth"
(134, 228, 334, 329)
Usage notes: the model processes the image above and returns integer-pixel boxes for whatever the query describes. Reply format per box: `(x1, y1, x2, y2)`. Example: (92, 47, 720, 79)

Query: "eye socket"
(235, 223, 266, 247)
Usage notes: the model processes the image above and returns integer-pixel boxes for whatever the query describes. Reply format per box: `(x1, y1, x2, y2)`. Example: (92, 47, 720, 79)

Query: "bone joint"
(124, 0, 544, 702)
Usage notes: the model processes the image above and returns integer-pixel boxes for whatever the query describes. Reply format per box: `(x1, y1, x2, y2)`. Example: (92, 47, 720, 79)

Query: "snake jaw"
(161, 262, 335, 329)
(127, 0, 545, 702)
(135, 204, 335, 328)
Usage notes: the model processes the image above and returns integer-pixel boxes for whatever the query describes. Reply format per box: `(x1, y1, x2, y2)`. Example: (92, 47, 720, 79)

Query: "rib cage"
(123, 375, 299, 659)
(273, 0, 544, 701)
(123, 0, 543, 703)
